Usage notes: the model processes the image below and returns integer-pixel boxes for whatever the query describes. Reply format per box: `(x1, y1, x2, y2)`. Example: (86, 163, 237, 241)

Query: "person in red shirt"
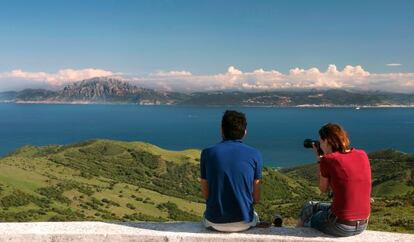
(297, 123, 371, 237)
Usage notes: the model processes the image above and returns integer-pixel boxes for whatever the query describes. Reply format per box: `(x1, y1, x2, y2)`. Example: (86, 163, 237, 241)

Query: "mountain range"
(1, 77, 414, 106)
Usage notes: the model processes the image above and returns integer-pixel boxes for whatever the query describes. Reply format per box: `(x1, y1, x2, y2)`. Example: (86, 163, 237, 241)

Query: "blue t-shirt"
(200, 139, 263, 223)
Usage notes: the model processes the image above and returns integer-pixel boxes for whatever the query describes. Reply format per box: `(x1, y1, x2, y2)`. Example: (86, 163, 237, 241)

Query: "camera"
(303, 139, 323, 156)
(273, 213, 283, 227)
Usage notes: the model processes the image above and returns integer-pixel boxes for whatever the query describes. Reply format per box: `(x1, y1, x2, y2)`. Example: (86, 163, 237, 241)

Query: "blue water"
(0, 103, 413, 167)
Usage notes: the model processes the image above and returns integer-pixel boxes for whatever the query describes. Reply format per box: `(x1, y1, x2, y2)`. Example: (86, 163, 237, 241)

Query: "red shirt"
(320, 149, 371, 220)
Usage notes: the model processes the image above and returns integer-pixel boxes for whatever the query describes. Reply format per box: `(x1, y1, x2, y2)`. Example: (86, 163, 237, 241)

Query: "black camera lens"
(303, 139, 319, 148)
(303, 139, 323, 156)
(273, 214, 283, 227)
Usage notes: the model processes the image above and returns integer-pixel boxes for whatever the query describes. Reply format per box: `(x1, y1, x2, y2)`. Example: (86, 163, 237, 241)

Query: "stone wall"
(0, 222, 413, 242)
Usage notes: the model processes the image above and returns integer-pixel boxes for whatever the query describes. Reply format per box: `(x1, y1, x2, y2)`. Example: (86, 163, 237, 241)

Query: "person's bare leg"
(296, 218, 304, 227)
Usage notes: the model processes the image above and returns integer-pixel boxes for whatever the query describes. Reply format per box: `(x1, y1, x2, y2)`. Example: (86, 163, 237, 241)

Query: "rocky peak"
(60, 77, 141, 98)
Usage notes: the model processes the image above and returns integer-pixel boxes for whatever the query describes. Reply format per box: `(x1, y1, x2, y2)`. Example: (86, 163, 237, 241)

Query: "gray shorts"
(203, 212, 259, 232)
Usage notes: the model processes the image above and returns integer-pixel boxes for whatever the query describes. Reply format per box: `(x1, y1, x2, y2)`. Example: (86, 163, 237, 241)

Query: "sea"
(0, 103, 413, 168)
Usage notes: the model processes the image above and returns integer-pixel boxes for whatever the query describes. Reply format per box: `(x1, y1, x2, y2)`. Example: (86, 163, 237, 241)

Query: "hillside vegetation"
(282, 149, 414, 233)
(0, 140, 412, 233)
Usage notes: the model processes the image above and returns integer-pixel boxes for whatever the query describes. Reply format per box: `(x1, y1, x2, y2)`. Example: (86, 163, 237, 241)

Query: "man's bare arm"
(200, 178, 209, 200)
(318, 172, 329, 193)
(253, 179, 261, 204)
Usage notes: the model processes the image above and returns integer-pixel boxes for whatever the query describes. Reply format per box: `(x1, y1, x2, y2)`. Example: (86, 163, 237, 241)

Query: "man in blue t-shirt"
(200, 110, 263, 232)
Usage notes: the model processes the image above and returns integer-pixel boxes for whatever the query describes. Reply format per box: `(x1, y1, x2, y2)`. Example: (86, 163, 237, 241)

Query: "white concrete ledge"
(0, 222, 413, 242)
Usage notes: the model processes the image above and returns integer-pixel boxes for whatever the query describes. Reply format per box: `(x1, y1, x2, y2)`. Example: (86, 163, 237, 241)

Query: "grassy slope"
(0, 141, 412, 233)
(0, 139, 316, 224)
(0, 140, 204, 222)
(281, 149, 414, 233)
(282, 149, 414, 197)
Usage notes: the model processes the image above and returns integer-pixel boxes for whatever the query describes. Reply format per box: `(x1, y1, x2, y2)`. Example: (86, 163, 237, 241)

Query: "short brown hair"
(221, 110, 247, 140)
(319, 123, 350, 153)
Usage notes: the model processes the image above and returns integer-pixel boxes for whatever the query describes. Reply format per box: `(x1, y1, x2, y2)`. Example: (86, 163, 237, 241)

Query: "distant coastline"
(3, 100, 414, 108)
(1, 77, 414, 107)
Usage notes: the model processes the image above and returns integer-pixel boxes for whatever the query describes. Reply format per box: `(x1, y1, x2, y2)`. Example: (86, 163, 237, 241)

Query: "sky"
(0, 0, 413, 92)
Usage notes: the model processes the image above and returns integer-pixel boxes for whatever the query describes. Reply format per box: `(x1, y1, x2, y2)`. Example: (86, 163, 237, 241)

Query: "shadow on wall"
(109, 221, 330, 239)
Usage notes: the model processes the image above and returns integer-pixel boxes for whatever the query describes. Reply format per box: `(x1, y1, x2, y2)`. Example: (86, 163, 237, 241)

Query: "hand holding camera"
(303, 139, 324, 157)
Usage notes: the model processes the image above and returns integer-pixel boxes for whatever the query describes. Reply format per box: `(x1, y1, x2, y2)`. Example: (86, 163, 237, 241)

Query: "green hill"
(281, 149, 414, 233)
(0, 140, 317, 223)
(369, 150, 414, 197)
(0, 140, 204, 222)
(0, 140, 412, 233)
(281, 149, 414, 197)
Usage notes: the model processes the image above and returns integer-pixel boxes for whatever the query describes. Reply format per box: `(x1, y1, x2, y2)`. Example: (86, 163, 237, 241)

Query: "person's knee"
(303, 200, 318, 209)
(300, 201, 317, 215)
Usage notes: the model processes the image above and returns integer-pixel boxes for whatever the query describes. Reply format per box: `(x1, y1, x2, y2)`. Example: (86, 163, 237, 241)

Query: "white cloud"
(0, 68, 114, 87)
(150, 70, 192, 77)
(386, 63, 402, 67)
(226, 66, 243, 75)
(129, 65, 414, 93)
(1, 65, 414, 93)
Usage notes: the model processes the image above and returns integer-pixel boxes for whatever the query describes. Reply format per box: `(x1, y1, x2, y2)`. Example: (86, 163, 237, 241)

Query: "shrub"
(126, 203, 136, 210)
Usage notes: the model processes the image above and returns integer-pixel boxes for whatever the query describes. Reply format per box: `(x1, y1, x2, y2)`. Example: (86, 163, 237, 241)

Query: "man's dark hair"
(221, 110, 247, 140)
